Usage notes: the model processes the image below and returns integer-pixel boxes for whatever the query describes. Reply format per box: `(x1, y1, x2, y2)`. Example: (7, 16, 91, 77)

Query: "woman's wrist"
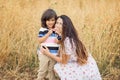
(47, 51, 52, 57)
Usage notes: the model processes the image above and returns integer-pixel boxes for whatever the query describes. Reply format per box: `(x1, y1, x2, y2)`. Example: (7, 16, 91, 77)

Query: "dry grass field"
(0, 0, 120, 80)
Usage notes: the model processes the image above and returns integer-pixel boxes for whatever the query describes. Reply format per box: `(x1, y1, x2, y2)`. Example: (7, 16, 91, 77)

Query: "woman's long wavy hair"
(58, 15, 88, 65)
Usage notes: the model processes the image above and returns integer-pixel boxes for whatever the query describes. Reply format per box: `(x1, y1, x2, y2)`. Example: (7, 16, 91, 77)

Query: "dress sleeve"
(64, 37, 73, 55)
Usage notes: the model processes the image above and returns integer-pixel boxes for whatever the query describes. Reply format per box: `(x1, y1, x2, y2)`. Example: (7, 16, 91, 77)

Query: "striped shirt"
(37, 28, 60, 55)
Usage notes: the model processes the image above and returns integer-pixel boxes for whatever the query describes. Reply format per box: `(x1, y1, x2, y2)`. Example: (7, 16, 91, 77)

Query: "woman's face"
(55, 17, 63, 34)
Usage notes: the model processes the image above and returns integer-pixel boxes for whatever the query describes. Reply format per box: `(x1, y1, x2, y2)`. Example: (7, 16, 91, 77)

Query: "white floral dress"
(54, 37, 102, 80)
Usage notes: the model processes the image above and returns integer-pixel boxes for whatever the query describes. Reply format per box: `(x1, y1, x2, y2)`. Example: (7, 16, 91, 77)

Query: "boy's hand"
(55, 30, 61, 36)
(48, 29, 53, 35)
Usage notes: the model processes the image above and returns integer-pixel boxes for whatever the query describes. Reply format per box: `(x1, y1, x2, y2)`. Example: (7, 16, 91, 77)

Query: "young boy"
(37, 9, 61, 80)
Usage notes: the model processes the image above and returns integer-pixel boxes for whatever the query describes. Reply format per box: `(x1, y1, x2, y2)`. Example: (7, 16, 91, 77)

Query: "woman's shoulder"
(64, 37, 75, 47)
(64, 37, 70, 44)
(64, 37, 70, 41)
(64, 37, 74, 44)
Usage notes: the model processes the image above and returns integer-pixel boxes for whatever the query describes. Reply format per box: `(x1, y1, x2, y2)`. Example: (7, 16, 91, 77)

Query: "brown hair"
(41, 9, 57, 28)
(58, 15, 88, 65)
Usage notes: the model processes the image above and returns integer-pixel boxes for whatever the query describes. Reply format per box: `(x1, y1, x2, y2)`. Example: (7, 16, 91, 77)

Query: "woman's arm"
(46, 51, 62, 62)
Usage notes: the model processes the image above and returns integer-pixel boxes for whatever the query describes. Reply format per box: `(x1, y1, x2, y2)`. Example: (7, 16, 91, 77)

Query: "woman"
(41, 15, 102, 80)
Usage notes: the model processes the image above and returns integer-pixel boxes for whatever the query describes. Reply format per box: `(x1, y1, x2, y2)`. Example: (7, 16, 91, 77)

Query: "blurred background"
(0, 0, 120, 80)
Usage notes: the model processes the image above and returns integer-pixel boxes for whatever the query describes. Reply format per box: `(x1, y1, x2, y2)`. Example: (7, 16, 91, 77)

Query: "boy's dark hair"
(41, 9, 57, 28)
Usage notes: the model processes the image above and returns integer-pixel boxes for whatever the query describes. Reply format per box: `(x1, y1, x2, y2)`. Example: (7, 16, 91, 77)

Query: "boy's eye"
(47, 19, 55, 22)
(51, 19, 55, 21)
(48, 18, 55, 21)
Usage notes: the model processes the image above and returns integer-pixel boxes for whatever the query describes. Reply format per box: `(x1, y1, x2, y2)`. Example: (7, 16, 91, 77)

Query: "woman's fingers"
(42, 46, 49, 52)
(40, 47, 44, 53)
(44, 46, 49, 52)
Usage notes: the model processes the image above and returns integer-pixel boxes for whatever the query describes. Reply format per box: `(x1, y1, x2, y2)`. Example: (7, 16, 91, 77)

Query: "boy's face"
(46, 18, 55, 29)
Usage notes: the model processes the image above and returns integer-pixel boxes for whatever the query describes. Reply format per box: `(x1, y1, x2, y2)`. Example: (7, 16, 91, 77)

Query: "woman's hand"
(41, 46, 50, 56)
(41, 46, 62, 63)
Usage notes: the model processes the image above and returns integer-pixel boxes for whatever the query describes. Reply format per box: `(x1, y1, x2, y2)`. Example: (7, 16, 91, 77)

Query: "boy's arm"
(38, 30, 53, 43)
(55, 39, 60, 44)
(55, 35, 62, 44)
(38, 32, 50, 43)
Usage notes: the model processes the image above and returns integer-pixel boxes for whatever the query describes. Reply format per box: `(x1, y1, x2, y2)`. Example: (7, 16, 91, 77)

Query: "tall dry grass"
(0, 0, 120, 80)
